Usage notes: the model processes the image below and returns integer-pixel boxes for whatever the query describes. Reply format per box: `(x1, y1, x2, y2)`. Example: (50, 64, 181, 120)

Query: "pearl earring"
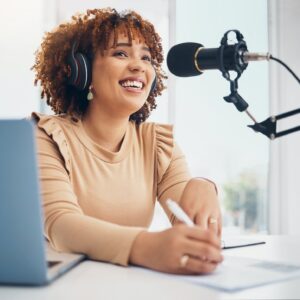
(87, 85, 94, 101)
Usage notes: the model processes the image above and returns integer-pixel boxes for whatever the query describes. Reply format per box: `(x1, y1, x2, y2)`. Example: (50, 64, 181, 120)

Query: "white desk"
(1, 235, 300, 300)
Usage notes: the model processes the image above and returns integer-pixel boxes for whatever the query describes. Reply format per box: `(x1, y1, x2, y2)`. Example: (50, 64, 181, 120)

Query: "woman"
(32, 8, 223, 275)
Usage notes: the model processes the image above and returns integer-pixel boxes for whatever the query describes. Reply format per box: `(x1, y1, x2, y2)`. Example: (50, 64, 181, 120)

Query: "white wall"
(0, 0, 44, 118)
(0, 0, 170, 122)
(268, 0, 300, 234)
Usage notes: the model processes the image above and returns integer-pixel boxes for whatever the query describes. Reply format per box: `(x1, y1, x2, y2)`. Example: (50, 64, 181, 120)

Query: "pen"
(166, 199, 194, 227)
(166, 198, 225, 248)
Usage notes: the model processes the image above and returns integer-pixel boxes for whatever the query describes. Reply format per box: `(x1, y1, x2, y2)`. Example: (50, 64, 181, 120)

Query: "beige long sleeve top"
(32, 112, 191, 266)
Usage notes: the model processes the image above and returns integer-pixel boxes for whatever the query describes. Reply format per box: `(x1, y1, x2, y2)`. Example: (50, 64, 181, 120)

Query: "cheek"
(93, 69, 118, 91)
(149, 68, 156, 84)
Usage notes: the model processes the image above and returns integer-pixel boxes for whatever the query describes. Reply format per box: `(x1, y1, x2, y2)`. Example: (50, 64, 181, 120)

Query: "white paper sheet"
(180, 256, 300, 292)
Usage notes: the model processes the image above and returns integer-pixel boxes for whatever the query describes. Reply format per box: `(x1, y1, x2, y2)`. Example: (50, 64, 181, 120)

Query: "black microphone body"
(167, 42, 267, 77)
(167, 43, 203, 77)
(166, 30, 273, 114)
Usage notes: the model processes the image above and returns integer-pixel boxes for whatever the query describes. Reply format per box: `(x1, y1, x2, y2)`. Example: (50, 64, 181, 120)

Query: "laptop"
(0, 119, 85, 286)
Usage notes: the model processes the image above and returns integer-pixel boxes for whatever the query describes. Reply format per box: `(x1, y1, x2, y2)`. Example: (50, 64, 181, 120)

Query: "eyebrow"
(115, 42, 150, 52)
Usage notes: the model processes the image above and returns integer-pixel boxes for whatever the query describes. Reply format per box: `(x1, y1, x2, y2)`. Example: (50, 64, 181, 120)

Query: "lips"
(119, 77, 145, 91)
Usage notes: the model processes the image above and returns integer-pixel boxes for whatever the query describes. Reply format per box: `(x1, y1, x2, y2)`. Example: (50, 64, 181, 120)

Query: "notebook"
(0, 119, 85, 286)
(221, 236, 266, 249)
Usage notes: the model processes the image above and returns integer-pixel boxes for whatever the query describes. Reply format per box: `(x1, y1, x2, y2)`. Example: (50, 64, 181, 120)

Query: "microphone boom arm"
(248, 108, 300, 140)
(218, 30, 300, 140)
(245, 55, 300, 140)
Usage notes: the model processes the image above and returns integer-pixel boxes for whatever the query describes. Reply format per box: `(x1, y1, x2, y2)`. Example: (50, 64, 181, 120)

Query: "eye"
(142, 55, 152, 62)
(113, 51, 127, 58)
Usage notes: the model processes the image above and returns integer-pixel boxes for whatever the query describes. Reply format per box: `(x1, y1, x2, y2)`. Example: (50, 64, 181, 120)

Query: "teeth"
(120, 80, 143, 89)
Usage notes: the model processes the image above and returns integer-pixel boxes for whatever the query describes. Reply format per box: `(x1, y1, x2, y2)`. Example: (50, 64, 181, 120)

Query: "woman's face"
(90, 32, 156, 119)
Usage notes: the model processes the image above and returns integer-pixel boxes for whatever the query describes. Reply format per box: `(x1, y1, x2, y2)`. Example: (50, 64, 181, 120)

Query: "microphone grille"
(167, 42, 204, 77)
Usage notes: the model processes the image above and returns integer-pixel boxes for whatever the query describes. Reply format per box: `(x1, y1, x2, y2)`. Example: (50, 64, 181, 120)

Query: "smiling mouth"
(119, 79, 145, 91)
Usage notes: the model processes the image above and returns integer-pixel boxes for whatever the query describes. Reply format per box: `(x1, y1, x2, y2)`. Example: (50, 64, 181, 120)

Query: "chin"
(123, 98, 146, 112)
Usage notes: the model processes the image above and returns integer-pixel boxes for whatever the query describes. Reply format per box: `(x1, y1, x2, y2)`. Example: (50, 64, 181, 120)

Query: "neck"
(82, 104, 129, 152)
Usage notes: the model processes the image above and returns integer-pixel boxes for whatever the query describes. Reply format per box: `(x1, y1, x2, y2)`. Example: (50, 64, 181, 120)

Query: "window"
(171, 0, 269, 234)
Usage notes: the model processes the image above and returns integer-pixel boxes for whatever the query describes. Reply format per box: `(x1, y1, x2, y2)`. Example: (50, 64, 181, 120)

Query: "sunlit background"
(1, 0, 299, 236)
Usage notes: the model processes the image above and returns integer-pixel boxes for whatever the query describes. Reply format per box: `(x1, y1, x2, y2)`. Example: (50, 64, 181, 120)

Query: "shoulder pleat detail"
(31, 112, 71, 174)
(155, 123, 174, 183)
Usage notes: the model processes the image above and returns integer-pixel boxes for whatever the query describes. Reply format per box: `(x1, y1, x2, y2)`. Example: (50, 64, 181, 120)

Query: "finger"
(217, 218, 222, 238)
(173, 217, 184, 225)
(182, 256, 219, 274)
(183, 240, 223, 263)
(206, 215, 222, 238)
(208, 224, 222, 248)
(194, 214, 209, 231)
(183, 226, 221, 249)
(208, 217, 219, 235)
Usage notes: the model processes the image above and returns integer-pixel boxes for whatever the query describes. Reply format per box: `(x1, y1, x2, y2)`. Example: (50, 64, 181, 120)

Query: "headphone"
(67, 41, 157, 94)
(67, 41, 91, 91)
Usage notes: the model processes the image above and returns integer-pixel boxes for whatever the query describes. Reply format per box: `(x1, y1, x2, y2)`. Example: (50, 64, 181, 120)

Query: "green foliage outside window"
(223, 170, 266, 232)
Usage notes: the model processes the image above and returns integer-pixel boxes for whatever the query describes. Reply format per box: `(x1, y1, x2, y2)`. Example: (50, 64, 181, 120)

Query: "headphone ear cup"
(67, 47, 79, 87)
(74, 53, 91, 91)
(150, 76, 157, 94)
(67, 42, 91, 91)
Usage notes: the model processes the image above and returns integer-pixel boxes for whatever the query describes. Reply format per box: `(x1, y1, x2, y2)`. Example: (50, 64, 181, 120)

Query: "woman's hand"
(176, 178, 222, 237)
(129, 224, 223, 274)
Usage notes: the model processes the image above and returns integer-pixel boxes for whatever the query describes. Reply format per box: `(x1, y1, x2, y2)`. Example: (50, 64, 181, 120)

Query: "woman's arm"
(129, 174, 223, 274)
(156, 140, 222, 237)
(176, 178, 222, 237)
(128, 134, 223, 274)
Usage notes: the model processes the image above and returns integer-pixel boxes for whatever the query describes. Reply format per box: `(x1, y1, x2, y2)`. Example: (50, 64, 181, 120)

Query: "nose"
(128, 59, 145, 73)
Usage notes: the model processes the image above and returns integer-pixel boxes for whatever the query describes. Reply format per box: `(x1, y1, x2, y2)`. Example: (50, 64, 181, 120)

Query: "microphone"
(167, 42, 271, 77)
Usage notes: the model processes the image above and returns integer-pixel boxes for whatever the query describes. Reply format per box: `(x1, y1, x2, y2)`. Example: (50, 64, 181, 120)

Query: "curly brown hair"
(32, 8, 167, 124)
